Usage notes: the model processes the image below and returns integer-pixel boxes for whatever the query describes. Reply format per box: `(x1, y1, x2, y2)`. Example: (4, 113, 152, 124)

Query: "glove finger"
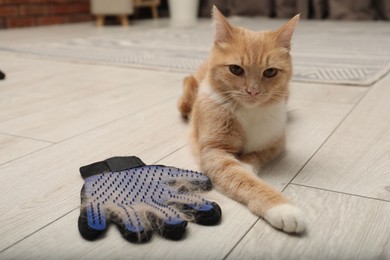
(110, 205, 152, 243)
(78, 200, 108, 241)
(149, 165, 212, 191)
(167, 192, 222, 226)
(145, 201, 188, 240)
(181, 201, 222, 226)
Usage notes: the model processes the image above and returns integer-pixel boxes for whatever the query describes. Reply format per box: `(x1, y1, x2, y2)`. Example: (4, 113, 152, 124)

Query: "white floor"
(0, 19, 389, 260)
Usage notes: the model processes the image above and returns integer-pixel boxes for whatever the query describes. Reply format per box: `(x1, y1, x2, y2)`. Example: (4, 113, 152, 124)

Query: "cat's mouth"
(239, 93, 270, 107)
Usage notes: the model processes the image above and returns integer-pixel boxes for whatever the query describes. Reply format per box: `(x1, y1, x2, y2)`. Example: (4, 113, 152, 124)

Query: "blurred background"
(0, 0, 389, 29)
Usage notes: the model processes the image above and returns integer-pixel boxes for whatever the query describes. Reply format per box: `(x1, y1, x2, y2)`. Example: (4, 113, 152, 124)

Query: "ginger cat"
(177, 7, 305, 233)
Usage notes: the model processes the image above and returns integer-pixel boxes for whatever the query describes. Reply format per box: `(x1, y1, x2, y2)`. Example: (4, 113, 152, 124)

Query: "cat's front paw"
(264, 204, 306, 233)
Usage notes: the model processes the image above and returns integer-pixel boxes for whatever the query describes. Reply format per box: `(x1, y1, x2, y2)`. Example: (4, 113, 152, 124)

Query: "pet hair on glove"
(78, 156, 221, 243)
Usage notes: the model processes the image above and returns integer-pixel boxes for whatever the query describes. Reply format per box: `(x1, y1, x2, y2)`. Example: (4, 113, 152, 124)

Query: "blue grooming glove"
(78, 156, 221, 243)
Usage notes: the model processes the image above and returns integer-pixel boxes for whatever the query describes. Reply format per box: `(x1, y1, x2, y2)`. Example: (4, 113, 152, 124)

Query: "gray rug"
(1, 17, 389, 86)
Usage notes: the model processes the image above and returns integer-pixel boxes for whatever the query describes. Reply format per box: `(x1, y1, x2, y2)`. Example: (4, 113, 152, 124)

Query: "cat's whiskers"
(218, 91, 239, 108)
(268, 90, 288, 101)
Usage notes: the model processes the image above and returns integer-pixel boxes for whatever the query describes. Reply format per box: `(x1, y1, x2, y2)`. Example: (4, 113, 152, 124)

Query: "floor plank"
(289, 82, 366, 104)
(0, 55, 178, 123)
(0, 55, 82, 93)
(227, 184, 390, 260)
(293, 74, 390, 201)
(0, 69, 182, 142)
(0, 134, 51, 165)
(0, 74, 119, 123)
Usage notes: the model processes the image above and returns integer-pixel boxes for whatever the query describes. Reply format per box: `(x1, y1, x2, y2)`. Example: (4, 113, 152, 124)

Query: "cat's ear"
(213, 6, 234, 45)
(275, 14, 300, 50)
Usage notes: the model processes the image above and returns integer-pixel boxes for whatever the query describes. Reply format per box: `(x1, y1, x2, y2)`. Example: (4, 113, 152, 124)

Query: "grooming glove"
(78, 156, 221, 243)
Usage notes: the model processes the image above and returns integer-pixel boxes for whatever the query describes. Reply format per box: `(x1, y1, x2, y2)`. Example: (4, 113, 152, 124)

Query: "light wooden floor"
(0, 20, 389, 260)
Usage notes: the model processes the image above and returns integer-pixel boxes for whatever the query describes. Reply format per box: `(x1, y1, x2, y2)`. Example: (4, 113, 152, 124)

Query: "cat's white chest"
(235, 102, 287, 153)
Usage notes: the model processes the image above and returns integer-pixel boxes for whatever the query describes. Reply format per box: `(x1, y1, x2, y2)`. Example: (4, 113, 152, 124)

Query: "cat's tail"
(177, 75, 199, 119)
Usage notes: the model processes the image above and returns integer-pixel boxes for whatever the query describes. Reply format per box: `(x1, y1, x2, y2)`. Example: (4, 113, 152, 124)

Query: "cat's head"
(208, 6, 299, 108)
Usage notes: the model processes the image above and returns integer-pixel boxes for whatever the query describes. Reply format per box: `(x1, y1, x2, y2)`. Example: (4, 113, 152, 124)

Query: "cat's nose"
(246, 88, 260, 96)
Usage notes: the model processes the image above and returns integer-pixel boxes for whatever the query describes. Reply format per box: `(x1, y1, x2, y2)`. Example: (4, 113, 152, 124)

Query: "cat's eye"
(229, 65, 244, 76)
(263, 68, 278, 78)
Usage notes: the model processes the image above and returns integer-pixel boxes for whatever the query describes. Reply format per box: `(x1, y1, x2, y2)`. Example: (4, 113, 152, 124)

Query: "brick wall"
(0, 0, 92, 29)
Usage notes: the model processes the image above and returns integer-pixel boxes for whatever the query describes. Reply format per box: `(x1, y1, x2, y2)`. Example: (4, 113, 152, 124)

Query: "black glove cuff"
(80, 156, 146, 179)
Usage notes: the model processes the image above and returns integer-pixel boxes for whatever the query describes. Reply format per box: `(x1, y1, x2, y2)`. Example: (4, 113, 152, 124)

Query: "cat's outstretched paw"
(264, 204, 306, 233)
